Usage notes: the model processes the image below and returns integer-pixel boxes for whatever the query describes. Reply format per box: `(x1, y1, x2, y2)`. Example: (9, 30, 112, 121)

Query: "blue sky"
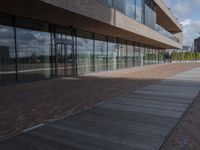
(165, 0, 200, 46)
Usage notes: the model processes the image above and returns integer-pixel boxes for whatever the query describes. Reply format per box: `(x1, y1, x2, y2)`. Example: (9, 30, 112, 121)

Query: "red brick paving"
(161, 94, 200, 150)
(1, 63, 200, 141)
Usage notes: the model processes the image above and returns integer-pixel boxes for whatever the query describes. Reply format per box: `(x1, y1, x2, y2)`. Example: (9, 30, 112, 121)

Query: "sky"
(165, 0, 200, 46)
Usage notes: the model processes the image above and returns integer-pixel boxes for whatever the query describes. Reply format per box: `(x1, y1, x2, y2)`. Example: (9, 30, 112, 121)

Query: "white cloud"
(165, 0, 200, 46)
(181, 19, 200, 46)
(174, 2, 191, 17)
(166, 0, 200, 20)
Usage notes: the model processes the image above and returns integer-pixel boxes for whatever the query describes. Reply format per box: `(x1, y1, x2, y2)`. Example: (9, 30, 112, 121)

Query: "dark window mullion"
(13, 16, 18, 83)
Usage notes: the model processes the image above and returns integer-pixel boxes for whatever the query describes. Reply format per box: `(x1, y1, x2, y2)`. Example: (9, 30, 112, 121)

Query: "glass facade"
(100, 0, 155, 29)
(136, 0, 144, 23)
(0, 14, 16, 85)
(0, 13, 167, 85)
(140, 46, 145, 66)
(16, 18, 51, 82)
(108, 37, 117, 70)
(125, 0, 136, 19)
(127, 41, 134, 68)
(134, 44, 140, 66)
(94, 34, 107, 72)
(55, 27, 74, 77)
(144, 0, 156, 29)
(77, 30, 94, 75)
(98, 0, 179, 43)
(117, 39, 127, 69)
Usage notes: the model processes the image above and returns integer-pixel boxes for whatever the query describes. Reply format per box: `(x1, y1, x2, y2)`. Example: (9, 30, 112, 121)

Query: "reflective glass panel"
(77, 30, 94, 74)
(118, 39, 127, 69)
(140, 45, 145, 66)
(0, 15, 16, 84)
(136, 0, 143, 23)
(144, 0, 156, 29)
(134, 44, 140, 66)
(113, 0, 126, 14)
(16, 18, 51, 82)
(127, 41, 134, 67)
(108, 37, 117, 70)
(95, 34, 107, 72)
(125, 0, 136, 19)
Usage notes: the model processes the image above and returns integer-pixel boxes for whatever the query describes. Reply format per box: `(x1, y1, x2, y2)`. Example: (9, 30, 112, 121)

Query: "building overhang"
(154, 0, 183, 33)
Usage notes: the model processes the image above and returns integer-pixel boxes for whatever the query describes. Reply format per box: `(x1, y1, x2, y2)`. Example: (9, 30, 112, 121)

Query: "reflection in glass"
(0, 15, 16, 85)
(127, 42, 134, 67)
(16, 19, 51, 82)
(113, 0, 126, 14)
(144, 0, 156, 29)
(136, 0, 143, 23)
(108, 37, 117, 70)
(140, 45, 145, 66)
(134, 44, 140, 66)
(125, 0, 136, 19)
(95, 34, 107, 72)
(77, 30, 94, 75)
(118, 39, 127, 69)
(55, 27, 74, 77)
(158, 50, 164, 63)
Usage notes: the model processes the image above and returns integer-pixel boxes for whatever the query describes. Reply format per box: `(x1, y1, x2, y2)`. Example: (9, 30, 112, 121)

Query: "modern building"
(0, 0, 183, 85)
(194, 37, 200, 52)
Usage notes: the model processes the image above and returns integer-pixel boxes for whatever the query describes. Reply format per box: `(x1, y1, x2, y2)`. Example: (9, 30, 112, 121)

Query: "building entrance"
(55, 26, 75, 77)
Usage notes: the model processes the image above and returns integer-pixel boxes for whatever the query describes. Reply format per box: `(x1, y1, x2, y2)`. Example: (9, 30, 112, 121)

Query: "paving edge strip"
(159, 92, 200, 150)
(0, 101, 104, 143)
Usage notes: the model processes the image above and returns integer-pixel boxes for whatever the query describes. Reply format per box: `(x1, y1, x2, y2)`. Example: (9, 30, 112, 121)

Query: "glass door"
(56, 44, 74, 77)
(55, 26, 75, 77)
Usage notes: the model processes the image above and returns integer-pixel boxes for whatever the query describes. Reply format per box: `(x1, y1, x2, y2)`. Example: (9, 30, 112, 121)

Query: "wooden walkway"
(1, 68, 200, 150)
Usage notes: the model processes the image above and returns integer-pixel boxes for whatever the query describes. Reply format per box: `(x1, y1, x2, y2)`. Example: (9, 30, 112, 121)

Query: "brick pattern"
(0, 63, 200, 141)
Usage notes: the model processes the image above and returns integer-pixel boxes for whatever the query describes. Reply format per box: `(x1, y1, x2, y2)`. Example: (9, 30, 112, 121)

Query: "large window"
(144, 47, 148, 65)
(127, 41, 134, 67)
(136, 0, 144, 23)
(77, 30, 94, 75)
(140, 45, 145, 66)
(113, 0, 126, 14)
(158, 50, 164, 63)
(108, 37, 117, 70)
(125, 0, 136, 19)
(16, 18, 51, 82)
(95, 34, 107, 72)
(0, 15, 16, 85)
(148, 48, 154, 65)
(118, 39, 127, 69)
(134, 44, 140, 66)
(144, 0, 156, 29)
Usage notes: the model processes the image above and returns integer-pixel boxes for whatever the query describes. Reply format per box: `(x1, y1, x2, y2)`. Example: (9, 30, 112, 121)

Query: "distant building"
(167, 46, 193, 54)
(194, 37, 200, 52)
(182, 46, 193, 52)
